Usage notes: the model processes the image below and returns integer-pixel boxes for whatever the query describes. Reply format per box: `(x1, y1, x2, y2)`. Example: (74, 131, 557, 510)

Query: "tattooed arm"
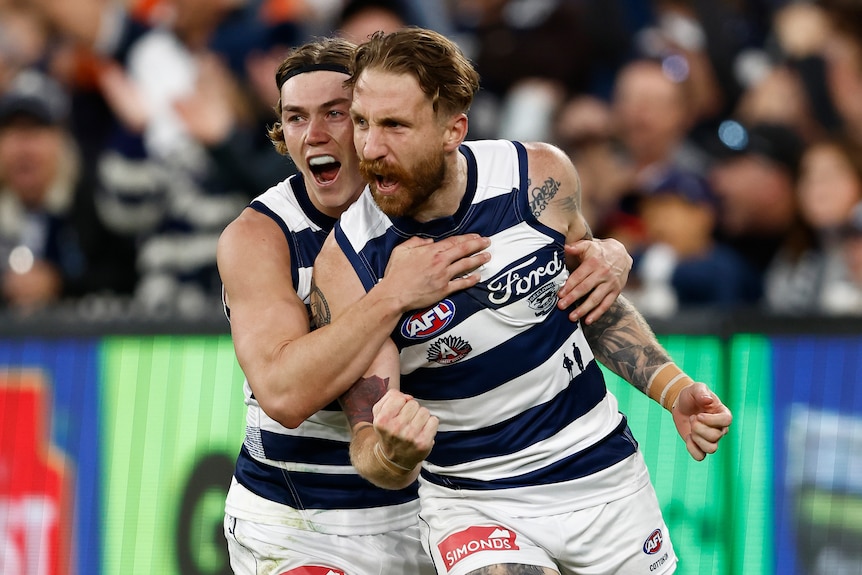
(581, 295, 673, 393)
(219, 211, 489, 430)
(582, 296, 733, 460)
(524, 143, 632, 326)
(314, 235, 444, 489)
(522, 143, 731, 460)
(339, 356, 438, 490)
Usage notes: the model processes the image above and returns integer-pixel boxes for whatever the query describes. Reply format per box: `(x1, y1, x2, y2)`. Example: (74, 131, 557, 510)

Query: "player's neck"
(410, 152, 468, 223)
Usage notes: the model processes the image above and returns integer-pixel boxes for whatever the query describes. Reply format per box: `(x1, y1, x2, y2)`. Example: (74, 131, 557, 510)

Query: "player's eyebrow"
(284, 97, 352, 114)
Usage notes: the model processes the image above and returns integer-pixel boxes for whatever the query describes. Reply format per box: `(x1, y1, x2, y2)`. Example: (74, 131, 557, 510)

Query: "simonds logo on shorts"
(438, 525, 520, 570)
(643, 529, 663, 554)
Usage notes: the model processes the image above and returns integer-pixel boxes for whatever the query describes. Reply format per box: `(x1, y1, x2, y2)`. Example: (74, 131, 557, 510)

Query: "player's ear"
(442, 113, 468, 152)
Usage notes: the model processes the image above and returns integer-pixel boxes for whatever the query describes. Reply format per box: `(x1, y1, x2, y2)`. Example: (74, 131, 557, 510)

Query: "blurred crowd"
(0, 0, 861, 319)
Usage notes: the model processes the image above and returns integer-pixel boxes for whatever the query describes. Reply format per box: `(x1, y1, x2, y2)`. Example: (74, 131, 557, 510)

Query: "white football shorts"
(419, 480, 678, 575)
(225, 513, 436, 575)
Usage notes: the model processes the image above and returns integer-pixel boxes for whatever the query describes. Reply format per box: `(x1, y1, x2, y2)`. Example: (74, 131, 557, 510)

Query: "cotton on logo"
(643, 529, 663, 555)
(0, 371, 72, 575)
(400, 300, 455, 339)
(279, 567, 345, 575)
(438, 525, 519, 571)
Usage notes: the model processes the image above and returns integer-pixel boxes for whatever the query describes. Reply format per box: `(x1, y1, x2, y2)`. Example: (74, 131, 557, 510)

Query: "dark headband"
(280, 63, 351, 85)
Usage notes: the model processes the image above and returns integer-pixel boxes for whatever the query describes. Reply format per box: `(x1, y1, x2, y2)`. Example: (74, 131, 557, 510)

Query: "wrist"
(646, 363, 694, 411)
(374, 275, 416, 313)
(373, 442, 414, 475)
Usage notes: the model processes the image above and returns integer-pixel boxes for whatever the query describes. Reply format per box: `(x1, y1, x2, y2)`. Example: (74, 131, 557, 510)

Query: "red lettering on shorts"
(438, 525, 520, 571)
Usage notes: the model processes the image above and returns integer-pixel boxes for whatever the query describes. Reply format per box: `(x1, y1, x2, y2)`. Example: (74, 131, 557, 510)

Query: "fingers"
(436, 235, 491, 267)
(372, 389, 412, 421)
(686, 411, 731, 460)
(418, 234, 491, 287)
(373, 389, 437, 457)
(557, 240, 628, 324)
(446, 250, 491, 277)
(685, 435, 707, 461)
(567, 286, 615, 325)
(397, 236, 434, 250)
(435, 233, 489, 252)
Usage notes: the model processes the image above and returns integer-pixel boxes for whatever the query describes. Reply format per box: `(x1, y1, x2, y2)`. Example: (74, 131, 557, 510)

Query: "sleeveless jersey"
(333, 140, 651, 516)
(224, 173, 420, 535)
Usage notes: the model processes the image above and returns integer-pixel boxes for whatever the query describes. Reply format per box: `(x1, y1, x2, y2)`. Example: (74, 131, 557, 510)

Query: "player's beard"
(360, 151, 446, 218)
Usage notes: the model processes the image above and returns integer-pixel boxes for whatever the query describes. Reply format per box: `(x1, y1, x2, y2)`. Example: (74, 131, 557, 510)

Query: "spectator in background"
(632, 0, 730, 131)
(627, 169, 760, 316)
(763, 0, 862, 144)
(335, 0, 408, 44)
(454, 0, 630, 98)
(837, 206, 862, 314)
(552, 94, 635, 240)
(174, 21, 302, 201)
(817, 0, 862, 143)
(597, 57, 713, 256)
(708, 121, 806, 305)
(757, 0, 837, 141)
(612, 58, 709, 188)
(448, 0, 631, 141)
(0, 3, 50, 89)
(103, 0, 255, 316)
(766, 135, 862, 314)
(0, 69, 137, 311)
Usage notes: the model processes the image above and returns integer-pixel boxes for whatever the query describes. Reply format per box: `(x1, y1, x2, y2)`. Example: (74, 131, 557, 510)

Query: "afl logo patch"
(643, 529, 663, 555)
(401, 299, 455, 339)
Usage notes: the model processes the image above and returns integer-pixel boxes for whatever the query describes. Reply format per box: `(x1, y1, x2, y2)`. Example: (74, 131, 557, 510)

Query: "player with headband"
(217, 37, 635, 574)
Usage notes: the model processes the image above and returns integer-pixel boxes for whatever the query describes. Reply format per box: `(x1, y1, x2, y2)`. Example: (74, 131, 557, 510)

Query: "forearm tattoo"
(581, 296, 672, 394)
(528, 177, 561, 218)
(339, 375, 388, 426)
(309, 281, 330, 329)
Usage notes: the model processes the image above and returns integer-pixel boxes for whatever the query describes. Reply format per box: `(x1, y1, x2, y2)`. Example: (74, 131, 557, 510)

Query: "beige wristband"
(374, 442, 413, 474)
(646, 363, 694, 411)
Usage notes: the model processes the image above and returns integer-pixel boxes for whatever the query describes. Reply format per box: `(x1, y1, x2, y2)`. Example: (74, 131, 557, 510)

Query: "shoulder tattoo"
(528, 177, 561, 218)
(309, 281, 331, 329)
(559, 171, 582, 214)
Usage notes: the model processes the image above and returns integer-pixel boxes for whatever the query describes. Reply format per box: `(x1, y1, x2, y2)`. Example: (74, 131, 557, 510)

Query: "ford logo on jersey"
(401, 299, 455, 339)
(487, 250, 564, 306)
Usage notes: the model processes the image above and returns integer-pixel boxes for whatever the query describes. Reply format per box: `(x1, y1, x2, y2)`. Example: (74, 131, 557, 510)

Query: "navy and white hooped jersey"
(334, 140, 651, 516)
(224, 173, 420, 535)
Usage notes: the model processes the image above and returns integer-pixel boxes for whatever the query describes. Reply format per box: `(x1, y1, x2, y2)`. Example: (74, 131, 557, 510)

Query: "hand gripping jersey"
(224, 173, 420, 535)
(334, 140, 651, 515)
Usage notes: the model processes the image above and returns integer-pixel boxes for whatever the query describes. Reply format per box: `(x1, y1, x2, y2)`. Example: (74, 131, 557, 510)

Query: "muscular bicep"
(524, 142, 592, 251)
(217, 210, 311, 393)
